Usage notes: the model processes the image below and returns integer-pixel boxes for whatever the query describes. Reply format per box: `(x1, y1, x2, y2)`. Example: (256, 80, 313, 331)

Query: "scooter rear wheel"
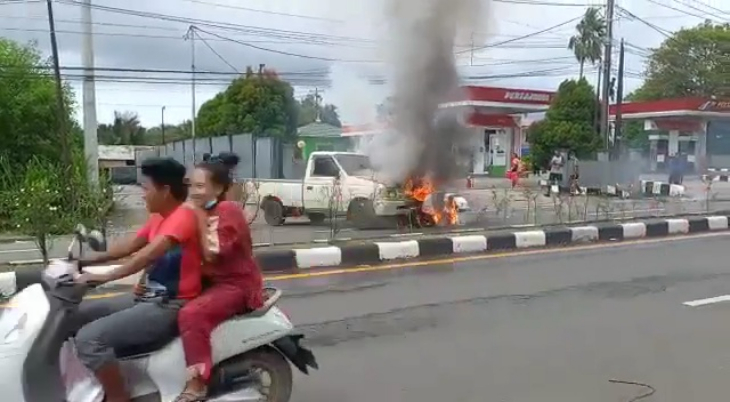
(245, 348, 294, 402)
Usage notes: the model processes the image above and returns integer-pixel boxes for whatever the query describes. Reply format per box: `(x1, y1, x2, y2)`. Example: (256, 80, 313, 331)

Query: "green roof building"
(297, 122, 352, 160)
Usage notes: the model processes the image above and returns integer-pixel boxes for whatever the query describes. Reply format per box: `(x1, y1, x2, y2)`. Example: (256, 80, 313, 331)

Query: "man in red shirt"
(75, 157, 202, 402)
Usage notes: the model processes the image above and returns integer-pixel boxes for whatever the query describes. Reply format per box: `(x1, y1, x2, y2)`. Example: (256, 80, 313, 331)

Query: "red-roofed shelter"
(609, 97, 730, 172)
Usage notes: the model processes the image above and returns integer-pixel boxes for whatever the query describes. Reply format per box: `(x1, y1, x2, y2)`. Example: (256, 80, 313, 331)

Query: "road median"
(1, 212, 729, 298)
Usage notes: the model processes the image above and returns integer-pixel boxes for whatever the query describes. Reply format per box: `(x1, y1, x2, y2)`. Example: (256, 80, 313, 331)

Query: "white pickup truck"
(252, 152, 411, 227)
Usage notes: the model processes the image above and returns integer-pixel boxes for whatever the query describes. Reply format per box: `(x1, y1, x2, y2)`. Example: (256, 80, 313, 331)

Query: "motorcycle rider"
(75, 157, 204, 402)
(174, 154, 264, 401)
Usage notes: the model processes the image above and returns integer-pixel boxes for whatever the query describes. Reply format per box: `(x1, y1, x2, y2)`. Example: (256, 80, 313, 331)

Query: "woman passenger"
(174, 154, 264, 401)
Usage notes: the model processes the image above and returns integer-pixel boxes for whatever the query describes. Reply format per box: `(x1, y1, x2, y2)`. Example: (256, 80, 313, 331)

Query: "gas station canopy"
(342, 85, 555, 136)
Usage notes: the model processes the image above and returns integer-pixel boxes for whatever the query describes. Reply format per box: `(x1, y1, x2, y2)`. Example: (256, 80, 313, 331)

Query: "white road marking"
(684, 295, 730, 307)
(0, 249, 36, 255)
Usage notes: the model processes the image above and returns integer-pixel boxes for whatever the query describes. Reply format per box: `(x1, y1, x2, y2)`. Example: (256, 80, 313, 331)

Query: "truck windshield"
(334, 154, 374, 177)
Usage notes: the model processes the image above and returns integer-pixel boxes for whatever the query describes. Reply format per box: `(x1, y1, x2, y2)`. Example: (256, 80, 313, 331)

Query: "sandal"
(172, 391, 206, 402)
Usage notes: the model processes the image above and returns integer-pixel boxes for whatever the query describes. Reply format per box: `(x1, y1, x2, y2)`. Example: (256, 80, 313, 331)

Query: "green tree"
(0, 38, 76, 168)
(146, 121, 193, 145)
(2, 152, 111, 263)
(630, 20, 730, 101)
(297, 92, 342, 127)
(98, 111, 147, 145)
(196, 67, 299, 138)
(527, 78, 602, 169)
(568, 7, 606, 79)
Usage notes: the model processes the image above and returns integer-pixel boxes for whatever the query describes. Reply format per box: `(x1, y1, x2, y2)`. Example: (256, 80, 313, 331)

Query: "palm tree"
(568, 7, 606, 79)
(97, 111, 147, 145)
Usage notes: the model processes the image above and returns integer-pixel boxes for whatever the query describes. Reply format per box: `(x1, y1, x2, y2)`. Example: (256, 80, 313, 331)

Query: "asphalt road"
(265, 233, 730, 401)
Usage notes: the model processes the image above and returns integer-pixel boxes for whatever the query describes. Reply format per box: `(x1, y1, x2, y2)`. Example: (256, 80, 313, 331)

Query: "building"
(296, 122, 351, 161)
(342, 85, 554, 177)
(99, 145, 155, 184)
(608, 97, 730, 172)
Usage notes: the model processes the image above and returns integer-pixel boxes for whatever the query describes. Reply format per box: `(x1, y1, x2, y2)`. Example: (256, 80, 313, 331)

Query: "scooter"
(0, 225, 318, 402)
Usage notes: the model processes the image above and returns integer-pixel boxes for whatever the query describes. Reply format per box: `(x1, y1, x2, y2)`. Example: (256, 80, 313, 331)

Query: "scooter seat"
(116, 288, 282, 360)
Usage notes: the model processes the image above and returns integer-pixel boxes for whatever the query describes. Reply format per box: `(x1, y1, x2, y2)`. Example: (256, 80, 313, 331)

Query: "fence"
(134, 133, 304, 182)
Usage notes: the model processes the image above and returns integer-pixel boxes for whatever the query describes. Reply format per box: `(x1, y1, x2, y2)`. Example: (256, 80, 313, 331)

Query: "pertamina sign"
(699, 99, 730, 111)
(503, 91, 551, 103)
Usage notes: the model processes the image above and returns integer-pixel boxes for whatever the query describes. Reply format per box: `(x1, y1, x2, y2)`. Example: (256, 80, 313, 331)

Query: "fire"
(403, 176, 459, 226)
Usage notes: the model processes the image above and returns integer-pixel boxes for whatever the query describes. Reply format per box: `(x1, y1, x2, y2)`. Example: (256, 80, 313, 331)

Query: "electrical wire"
(617, 7, 673, 38)
(179, 0, 342, 23)
(189, 26, 372, 63)
(56, 0, 375, 45)
(494, 0, 605, 5)
(192, 27, 240, 73)
(458, 15, 582, 54)
(667, 0, 727, 21)
(0, 65, 589, 87)
(642, 0, 724, 21)
(683, 0, 730, 16)
(608, 379, 656, 402)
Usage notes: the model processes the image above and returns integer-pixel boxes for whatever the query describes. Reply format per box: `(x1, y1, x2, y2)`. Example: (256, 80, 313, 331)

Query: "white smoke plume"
(326, 65, 383, 126)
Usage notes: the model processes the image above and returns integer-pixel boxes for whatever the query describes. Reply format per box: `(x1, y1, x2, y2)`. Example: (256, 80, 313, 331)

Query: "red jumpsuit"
(177, 200, 264, 382)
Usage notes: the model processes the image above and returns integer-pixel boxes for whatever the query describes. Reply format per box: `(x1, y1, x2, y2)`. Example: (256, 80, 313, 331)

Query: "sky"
(0, 0, 726, 127)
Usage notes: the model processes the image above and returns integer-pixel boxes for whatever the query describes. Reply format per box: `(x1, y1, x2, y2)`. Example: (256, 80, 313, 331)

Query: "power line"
(458, 15, 582, 54)
(0, 53, 586, 78)
(0, 14, 577, 45)
(642, 0, 722, 21)
(56, 0, 375, 45)
(666, 0, 727, 20)
(682, 0, 730, 16)
(617, 7, 673, 37)
(187, 26, 372, 63)
(179, 0, 342, 23)
(192, 27, 239, 73)
(494, 0, 604, 5)
(0, 65, 590, 86)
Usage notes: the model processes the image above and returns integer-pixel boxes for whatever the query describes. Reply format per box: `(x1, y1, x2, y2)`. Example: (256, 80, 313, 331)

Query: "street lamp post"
(161, 106, 166, 145)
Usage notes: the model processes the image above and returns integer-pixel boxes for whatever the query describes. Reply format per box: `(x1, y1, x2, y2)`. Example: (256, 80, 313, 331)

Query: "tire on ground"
(347, 198, 377, 229)
(262, 198, 285, 226)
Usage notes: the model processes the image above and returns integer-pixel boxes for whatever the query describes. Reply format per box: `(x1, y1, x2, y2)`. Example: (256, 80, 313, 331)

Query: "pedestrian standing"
(548, 150, 564, 186)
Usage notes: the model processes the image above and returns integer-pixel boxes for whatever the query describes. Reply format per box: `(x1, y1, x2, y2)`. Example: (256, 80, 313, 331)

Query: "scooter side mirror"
(86, 230, 107, 252)
(74, 224, 88, 239)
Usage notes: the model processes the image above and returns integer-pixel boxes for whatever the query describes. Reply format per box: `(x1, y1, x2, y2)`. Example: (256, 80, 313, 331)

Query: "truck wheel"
(307, 213, 326, 225)
(348, 199, 376, 229)
(263, 199, 285, 226)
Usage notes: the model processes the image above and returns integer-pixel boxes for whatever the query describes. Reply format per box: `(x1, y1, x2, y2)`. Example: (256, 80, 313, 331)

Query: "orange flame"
(403, 176, 458, 226)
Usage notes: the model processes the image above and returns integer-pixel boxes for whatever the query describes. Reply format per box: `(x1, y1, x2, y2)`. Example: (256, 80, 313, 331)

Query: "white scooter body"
(0, 259, 317, 402)
(65, 285, 294, 402)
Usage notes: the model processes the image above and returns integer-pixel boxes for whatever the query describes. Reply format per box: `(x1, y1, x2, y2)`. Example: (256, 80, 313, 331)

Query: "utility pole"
(161, 106, 166, 145)
(600, 0, 616, 152)
(314, 88, 321, 122)
(81, 0, 99, 184)
(184, 26, 197, 162)
(46, 0, 71, 175)
(614, 38, 626, 157)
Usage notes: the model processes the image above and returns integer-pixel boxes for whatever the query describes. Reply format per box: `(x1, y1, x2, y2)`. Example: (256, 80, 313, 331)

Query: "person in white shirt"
(548, 150, 564, 185)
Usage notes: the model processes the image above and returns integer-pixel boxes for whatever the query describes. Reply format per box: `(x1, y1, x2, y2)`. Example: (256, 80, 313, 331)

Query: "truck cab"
(256, 152, 410, 227)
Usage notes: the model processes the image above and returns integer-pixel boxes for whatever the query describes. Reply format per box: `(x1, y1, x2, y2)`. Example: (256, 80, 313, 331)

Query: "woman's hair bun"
(216, 152, 239, 168)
